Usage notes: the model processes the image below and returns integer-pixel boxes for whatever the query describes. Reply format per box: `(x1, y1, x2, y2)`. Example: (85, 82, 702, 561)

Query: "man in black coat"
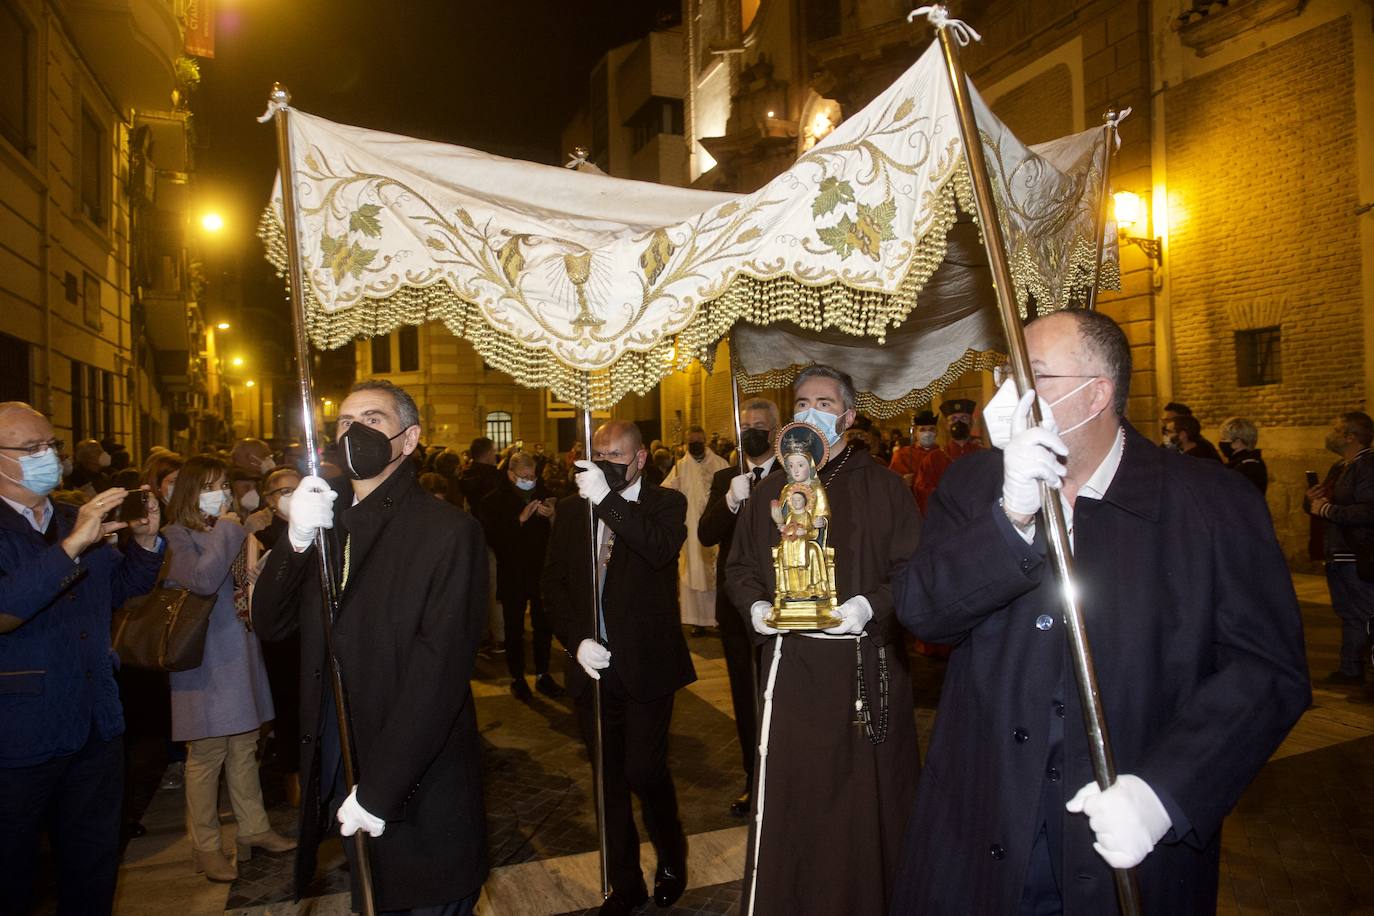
(477, 451, 562, 700)
(1306, 410, 1374, 686)
(542, 420, 695, 916)
(891, 310, 1310, 915)
(252, 380, 489, 915)
(696, 396, 781, 817)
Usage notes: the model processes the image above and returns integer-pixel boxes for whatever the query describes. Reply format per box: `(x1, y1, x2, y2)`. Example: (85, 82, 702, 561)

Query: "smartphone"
(118, 490, 148, 522)
(1305, 470, 1319, 488)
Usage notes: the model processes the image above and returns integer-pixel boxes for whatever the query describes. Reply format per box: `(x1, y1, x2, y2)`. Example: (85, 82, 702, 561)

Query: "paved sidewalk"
(37, 574, 1374, 915)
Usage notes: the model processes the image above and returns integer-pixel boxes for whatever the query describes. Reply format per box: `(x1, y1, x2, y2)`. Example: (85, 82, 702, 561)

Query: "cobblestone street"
(41, 574, 1372, 915)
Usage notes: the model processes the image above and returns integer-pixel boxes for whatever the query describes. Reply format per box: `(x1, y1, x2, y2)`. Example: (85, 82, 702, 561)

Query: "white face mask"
(985, 376, 1104, 449)
(239, 489, 260, 512)
(917, 430, 938, 449)
(198, 490, 227, 518)
(515, 477, 537, 491)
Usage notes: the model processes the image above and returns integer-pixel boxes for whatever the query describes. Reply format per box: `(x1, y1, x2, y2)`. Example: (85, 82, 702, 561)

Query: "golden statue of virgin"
(768, 423, 841, 630)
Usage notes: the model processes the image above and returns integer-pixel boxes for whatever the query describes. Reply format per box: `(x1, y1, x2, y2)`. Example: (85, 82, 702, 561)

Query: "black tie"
(751, 466, 765, 487)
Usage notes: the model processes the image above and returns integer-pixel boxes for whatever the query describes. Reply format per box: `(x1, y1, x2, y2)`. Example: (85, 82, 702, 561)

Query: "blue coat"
(0, 498, 162, 767)
(890, 424, 1310, 915)
(164, 520, 274, 741)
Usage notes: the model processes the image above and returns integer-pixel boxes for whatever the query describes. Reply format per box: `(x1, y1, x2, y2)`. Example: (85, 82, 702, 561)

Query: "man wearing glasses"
(0, 401, 164, 914)
(892, 311, 1310, 915)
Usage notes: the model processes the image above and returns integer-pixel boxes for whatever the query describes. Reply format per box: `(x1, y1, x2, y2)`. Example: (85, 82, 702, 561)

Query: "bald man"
(0, 402, 164, 914)
(542, 421, 695, 914)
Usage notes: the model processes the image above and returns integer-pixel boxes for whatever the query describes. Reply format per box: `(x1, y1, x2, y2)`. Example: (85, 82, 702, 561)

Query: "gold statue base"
(766, 596, 841, 631)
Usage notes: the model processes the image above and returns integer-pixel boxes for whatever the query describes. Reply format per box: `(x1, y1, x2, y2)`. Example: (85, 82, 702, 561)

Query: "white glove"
(287, 475, 337, 551)
(824, 595, 873, 635)
(1066, 774, 1171, 869)
(573, 460, 612, 505)
(750, 600, 779, 636)
(725, 474, 752, 512)
(575, 638, 611, 680)
(337, 786, 386, 838)
(1001, 389, 1068, 518)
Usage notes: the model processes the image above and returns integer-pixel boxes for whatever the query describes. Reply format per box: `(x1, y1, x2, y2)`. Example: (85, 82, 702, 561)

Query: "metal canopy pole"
(728, 333, 747, 475)
(929, 17, 1143, 916)
(581, 406, 610, 901)
(269, 84, 378, 916)
(1084, 110, 1120, 312)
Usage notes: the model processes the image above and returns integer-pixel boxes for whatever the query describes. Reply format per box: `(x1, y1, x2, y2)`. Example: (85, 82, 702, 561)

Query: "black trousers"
(716, 594, 758, 785)
(0, 725, 123, 916)
(501, 585, 554, 680)
(575, 666, 686, 894)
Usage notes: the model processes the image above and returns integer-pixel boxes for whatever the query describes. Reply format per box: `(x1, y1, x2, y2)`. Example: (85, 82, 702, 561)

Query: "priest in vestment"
(664, 426, 730, 630)
(726, 366, 922, 916)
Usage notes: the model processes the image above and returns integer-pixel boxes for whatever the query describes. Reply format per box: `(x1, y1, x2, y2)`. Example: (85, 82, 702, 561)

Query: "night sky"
(192, 0, 677, 344)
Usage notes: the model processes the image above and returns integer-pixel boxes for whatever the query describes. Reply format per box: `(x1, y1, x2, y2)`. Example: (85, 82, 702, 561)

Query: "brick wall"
(1166, 18, 1362, 427)
(1163, 17, 1363, 568)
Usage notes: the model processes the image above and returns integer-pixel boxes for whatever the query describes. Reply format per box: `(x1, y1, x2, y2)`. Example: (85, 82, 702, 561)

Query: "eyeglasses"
(265, 486, 297, 499)
(0, 438, 64, 457)
(992, 363, 1098, 387)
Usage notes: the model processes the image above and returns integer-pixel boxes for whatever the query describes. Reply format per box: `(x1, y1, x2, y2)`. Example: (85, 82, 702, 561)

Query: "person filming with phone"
(0, 401, 164, 914)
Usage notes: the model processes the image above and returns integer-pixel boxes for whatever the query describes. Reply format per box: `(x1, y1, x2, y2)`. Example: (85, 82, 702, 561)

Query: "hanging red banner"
(183, 0, 215, 59)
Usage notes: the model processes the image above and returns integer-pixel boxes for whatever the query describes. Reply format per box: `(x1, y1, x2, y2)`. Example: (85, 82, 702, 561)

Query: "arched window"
(485, 411, 513, 450)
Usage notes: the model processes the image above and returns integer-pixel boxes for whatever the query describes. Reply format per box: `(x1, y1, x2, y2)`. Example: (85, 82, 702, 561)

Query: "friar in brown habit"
(725, 364, 922, 916)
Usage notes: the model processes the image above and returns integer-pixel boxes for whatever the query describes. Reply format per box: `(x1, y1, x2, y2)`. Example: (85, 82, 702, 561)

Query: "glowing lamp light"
(245, 380, 256, 388)
(216, 321, 230, 330)
(1113, 191, 1144, 230)
(230, 356, 244, 367)
(811, 111, 834, 139)
(766, 110, 775, 118)
(201, 212, 225, 233)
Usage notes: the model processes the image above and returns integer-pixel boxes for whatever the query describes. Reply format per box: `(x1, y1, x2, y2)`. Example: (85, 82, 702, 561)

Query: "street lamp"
(216, 321, 231, 331)
(245, 379, 256, 388)
(230, 356, 244, 368)
(1112, 191, 1162, 265)
(201, 212, 225, 233)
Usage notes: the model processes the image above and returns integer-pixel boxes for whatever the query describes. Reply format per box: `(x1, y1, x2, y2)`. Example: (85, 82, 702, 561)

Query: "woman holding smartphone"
(163, 455, 294, 882)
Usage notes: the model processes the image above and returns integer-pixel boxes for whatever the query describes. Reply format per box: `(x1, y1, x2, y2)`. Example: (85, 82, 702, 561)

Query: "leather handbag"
(111, 586, 216, 672)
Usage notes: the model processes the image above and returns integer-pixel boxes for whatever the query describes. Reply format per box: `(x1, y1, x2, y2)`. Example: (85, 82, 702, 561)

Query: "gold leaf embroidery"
(639, 229, 675, 284)
(497, 238, 525, 286)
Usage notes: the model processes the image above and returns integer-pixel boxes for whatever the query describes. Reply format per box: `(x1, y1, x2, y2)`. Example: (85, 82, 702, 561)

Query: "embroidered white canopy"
(261, 39, 1117, 413)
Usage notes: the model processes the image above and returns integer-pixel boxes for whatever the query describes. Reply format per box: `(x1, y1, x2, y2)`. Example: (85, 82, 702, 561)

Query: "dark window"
(804, 0, 841, 43)
(398, 325, 420, 372)
(0, 2, 33, 156)
(485, 411, 513, 450)
(0, 331, 29, 402)
(102, 370, 114, 439)
(371, 335, 391, 373)
(626, 98, 685, 154)
(1235, 327, 1281, 387)
(80, 107, 105, 225)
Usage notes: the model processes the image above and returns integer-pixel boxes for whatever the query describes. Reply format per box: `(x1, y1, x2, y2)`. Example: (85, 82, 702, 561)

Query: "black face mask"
(1218, 441, 1234, 460)
(949, 420, 971, 441)
(340, 423, 405, 480)
(741, 427, 772, 458)
(687, 441, 706, 458)
(594, 459, 635, 492)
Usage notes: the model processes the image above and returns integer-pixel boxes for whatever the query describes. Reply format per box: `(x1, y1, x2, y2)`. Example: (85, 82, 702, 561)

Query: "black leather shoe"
(598, 883, 648, 915)
(535, 673, 565, 698)
(729, 790, 751, 817)
(510, 678, 533, 701)
(653, 861, 687, 908)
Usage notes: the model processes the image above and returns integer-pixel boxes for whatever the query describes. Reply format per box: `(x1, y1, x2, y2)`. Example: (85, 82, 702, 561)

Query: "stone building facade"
(0, 0, 230, 457)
